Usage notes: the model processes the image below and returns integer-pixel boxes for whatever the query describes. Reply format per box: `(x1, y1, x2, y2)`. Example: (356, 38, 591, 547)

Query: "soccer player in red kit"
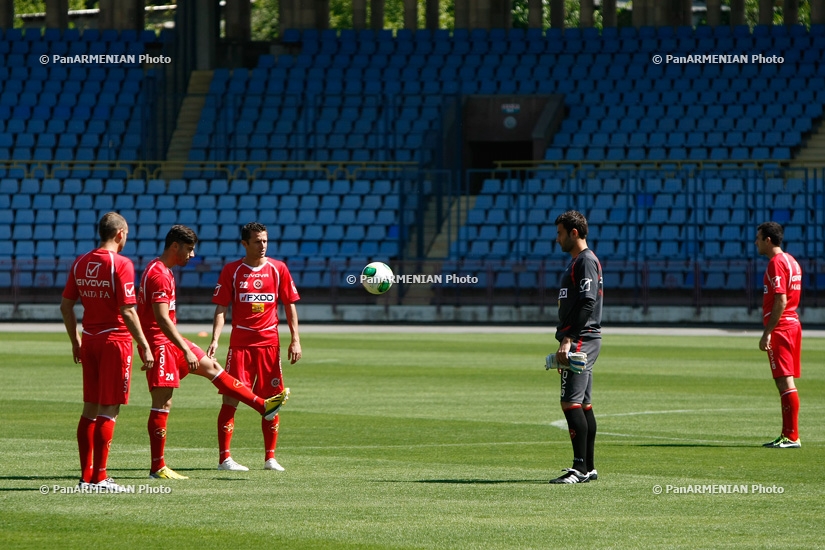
(60, 212, 155, 492)
(138, 225, 288, 479)
(755, 221, 802, 448)
(208, 222, 302, 472)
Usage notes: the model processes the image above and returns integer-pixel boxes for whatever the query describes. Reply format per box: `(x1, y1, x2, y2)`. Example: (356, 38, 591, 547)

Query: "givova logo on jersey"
(560, 369, 568, 398)
(86, 262, 101, 278)
(158, 346, 165, 377)
(124, 355, 131, 395)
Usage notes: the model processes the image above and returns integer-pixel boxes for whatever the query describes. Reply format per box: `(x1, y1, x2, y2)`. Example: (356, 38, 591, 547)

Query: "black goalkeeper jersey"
(555, 248, 603, 342)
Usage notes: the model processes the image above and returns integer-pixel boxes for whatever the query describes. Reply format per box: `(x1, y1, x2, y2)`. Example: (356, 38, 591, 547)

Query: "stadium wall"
(7, 302, 825, 326)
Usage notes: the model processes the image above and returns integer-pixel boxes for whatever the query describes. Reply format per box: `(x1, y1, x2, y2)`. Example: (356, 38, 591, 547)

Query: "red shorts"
(223, 346, 283, 397)
(767, 322, 802, 379)
(80, 334, 133, 406)
(144, 339, 206, 390)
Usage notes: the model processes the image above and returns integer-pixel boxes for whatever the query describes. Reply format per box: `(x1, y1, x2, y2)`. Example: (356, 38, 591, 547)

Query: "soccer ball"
(361, 262, 394, 295)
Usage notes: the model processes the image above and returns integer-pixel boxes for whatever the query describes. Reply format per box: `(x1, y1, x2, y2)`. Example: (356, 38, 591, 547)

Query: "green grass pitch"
(0, 329, 823, 549)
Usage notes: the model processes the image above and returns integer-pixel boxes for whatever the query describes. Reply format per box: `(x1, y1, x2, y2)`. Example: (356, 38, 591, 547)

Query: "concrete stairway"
(162, 70, 213, 178)
(793, 121, 825, 164)
(399, 195, 476, 305)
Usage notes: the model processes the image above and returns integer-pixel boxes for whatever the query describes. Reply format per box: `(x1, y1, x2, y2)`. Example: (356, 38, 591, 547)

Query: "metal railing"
(2, 161, 825, 312)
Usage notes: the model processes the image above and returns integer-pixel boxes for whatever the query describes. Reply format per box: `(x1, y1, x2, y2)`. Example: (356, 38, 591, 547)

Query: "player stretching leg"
(549, 211, 603, 484)
(755, 222, 803, 448)
(138, 225, 288, 480)
(209, 222, 302, 472)
(61, 212, 154, 492)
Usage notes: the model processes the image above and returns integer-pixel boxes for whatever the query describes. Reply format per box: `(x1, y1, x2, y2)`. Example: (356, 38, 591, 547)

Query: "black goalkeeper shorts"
(559, 338, 601, 404)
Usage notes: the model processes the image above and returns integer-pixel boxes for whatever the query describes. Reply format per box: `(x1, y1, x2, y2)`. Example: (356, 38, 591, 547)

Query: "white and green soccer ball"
(361, 262, 394, 295)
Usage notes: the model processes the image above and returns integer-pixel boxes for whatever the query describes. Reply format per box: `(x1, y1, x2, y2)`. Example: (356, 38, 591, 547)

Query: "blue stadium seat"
(9, 29, 822, 272)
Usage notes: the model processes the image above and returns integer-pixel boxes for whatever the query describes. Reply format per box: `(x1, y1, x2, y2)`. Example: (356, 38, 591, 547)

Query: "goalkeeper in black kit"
(546, 210, 603, 484)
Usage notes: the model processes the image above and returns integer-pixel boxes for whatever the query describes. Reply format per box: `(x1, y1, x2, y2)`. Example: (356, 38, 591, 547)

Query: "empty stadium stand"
(1, 24, 825, 309)
(451, 171, 823, 297)
(0, 175, 408, 294)
(215, 23, 825, 166)
(0, 28, 159, 163)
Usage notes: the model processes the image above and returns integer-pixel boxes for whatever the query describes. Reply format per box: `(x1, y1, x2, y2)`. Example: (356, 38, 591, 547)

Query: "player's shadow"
(634, 443, 751, 448)
(0, 474, 81, 492)
(395, 479, 548, 485)
(0, 475, 78, 481)
(114, 467, 252, 481)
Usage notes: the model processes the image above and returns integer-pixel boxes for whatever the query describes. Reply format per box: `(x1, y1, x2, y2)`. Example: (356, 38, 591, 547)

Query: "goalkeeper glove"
(567, 352, 587, 374)
(545, 352, 588, 374)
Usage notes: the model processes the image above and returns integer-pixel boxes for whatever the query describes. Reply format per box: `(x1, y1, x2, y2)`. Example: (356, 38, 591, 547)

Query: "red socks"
(91, 416, 116, 484)
(77, 416, 95, 483)
(218, 404, 237, 463)
(211, 371, 265, 414)
(218, 406, 280, 463)
(148, 409, 169, 472)
(263, 415, 279, 461)
(780, 388, 800, 441)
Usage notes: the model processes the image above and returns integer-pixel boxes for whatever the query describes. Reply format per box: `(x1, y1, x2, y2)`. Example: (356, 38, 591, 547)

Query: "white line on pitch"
(597, 407, 772, 417)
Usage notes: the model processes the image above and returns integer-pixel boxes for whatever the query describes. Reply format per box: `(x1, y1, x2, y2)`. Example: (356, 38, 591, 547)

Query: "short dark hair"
(164, 224, 198, 250)
(554, 210, 589, 239)
(758, 221, 783, 247)
(98, 212, 127, 241)
(241, 222, 268, 242)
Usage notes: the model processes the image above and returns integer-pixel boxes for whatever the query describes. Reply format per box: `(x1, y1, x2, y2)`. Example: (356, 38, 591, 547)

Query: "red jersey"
(212, 258, 300, 348)
(763, 252, 802, 327)
(137, 258, 177, 346)
(62, 248, 136, 339)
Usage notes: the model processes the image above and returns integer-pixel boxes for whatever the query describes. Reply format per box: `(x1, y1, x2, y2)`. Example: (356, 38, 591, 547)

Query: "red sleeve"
(278, 264, 300, 304)
(767, 258, 787, 295)
(212, 264, 233, 306)
(114, 257, 137, 307)
(147, 269, 172, 305)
